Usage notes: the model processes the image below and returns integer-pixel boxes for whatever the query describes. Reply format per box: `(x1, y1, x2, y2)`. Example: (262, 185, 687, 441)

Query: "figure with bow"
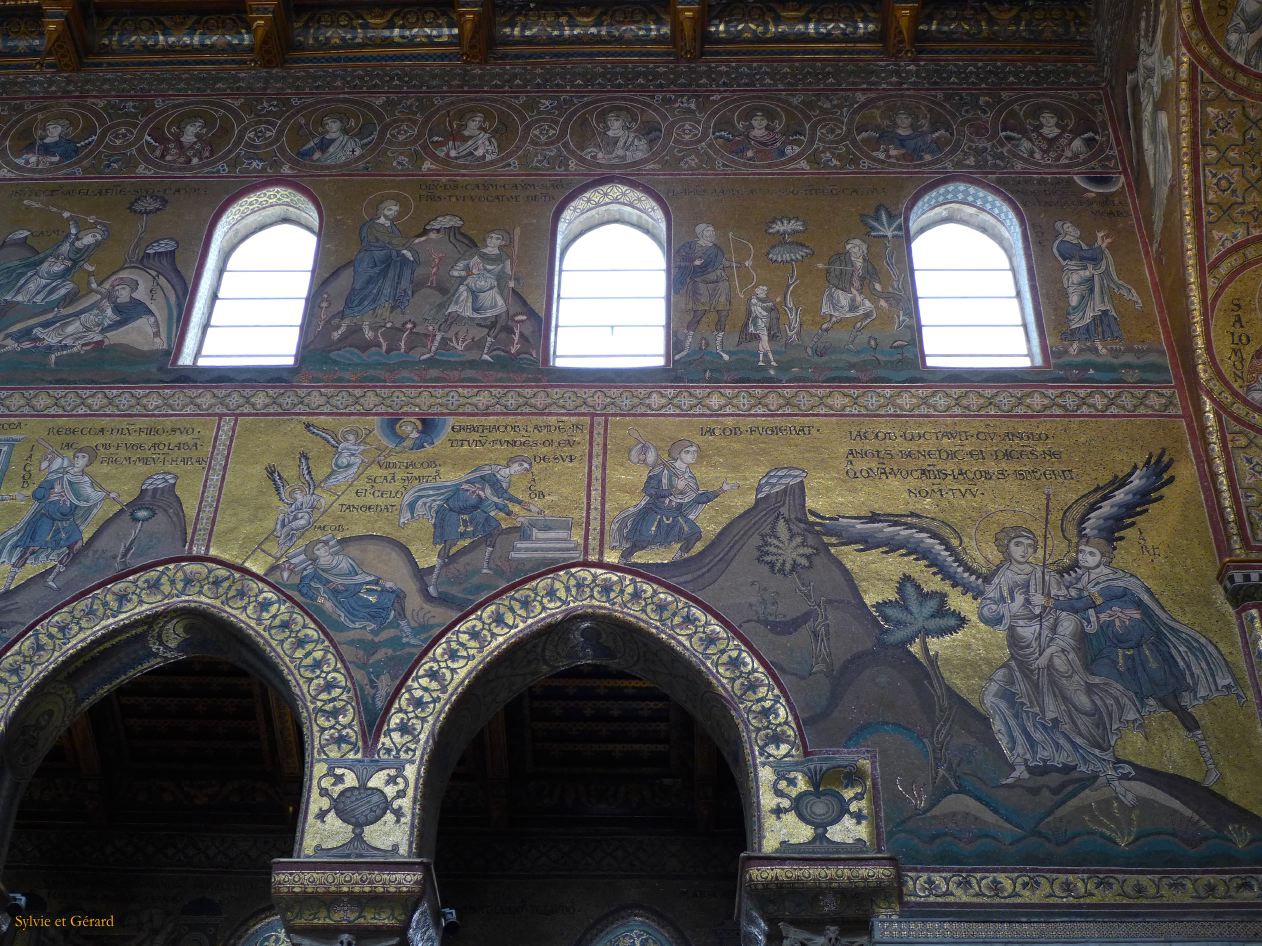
(673, 223, 733, 361)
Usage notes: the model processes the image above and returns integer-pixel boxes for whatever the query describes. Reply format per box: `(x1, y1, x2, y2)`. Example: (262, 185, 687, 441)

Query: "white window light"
(552, 182, 668, 369)
(908, 186, 1041, 368)
(177, 186, 320, 367)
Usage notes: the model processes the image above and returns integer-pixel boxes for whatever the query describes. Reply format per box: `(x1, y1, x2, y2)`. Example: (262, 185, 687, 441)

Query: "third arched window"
(907, 183, 1042, 368)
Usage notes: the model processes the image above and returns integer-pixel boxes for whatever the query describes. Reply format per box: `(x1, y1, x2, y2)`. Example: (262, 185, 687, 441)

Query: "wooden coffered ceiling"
(14, 660, 741, 840)
(0, 0, 1101, 73)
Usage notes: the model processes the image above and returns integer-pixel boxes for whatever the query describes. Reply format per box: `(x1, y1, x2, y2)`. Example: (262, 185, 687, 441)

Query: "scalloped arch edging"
(0, 560, 362, 757)
(378, 567, 799, 761)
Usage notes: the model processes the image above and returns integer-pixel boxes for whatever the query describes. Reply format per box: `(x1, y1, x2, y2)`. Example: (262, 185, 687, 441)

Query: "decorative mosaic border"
(0, 89, 1118, 178)
(0, 385, 1182, 417)
(0, 562, 362, 756)
(0, 61, 1105, 98)
(901, 869, 1262, 907)
(1181, 57, 1246, 554)
(1182, 0, 1262, 98)
(874, 917, 1262, 941)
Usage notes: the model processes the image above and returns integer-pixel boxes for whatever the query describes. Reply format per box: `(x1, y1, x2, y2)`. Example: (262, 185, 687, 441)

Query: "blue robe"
(0, 459, 108, 566)
(342, 220, 417, 322)
(609, 462, 719, 550)
(297, 553, 400, 631)
(19, 136, 79, 166)
(876, 128, 942, 162)
(399, 465, 522, 545)
(1053, 568, 1245, 714)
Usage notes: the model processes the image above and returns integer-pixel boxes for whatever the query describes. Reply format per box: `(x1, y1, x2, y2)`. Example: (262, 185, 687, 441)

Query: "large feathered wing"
(1060, 450, 1173, 558)
(265, 464, 288, 503)
(298, 451, 317, 494)
(808, 510, 990, 598)
(303, 422, 340, 448)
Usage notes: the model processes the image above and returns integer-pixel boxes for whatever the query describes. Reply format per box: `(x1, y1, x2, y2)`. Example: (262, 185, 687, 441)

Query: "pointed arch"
(375, 566, 803, 853)
(0, 559, 363, 759)
(173, 180, 323, 367)
(574, 905, 692, 946)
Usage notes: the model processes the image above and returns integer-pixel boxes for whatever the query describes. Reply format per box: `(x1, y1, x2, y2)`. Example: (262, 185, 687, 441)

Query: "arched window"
(177, 185, 320, 367)
(907, 183, 1042, 368)
(551, 181, 668, 368)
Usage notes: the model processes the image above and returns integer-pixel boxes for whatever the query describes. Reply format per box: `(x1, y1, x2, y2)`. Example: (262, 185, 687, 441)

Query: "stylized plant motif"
(756, 515, 832, 674)
(875, 575, 966, 787)
(126, 194, 168, 263)
(860, 203, 912, 330)
(1085, 799, 1139, 847)
(766, 217, 814, 343)
(1226, 823, 1253, 849)
(757, 513, 818, 575)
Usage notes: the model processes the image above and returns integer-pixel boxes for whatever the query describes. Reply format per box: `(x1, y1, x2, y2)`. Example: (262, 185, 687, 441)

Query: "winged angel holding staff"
(812, 452, 1243, 806)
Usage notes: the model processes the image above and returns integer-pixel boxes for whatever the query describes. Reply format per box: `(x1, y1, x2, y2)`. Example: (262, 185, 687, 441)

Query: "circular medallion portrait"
(1193, 0, 1262, 86)
(141, 106, 237, 168)
(997, 98, 1105, 168)
(283, 102, 382, 168)
(425, 103, 519, 166)
(3, 106, 104, 172)
(1210, 262, 1262, 408)
(710, 101, 808, 166)
(851, 97, 957, 167)
(567, 101, 665, 167)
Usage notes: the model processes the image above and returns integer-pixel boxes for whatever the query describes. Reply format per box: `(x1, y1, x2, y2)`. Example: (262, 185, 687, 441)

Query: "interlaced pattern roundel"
(377, 568, 798, 760)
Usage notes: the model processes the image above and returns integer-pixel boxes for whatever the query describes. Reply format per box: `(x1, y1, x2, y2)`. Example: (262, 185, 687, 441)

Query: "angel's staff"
(1040, 486, 1052, 599)
(508, 225, 525, 354)
(21, 199, 114, 227)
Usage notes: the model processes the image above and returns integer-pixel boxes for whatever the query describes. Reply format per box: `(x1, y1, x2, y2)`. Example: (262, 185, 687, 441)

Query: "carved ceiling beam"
(882, 0, 921, 57)
(247, 0, 291, 68)
(39, 0, 89, 71)
(455, 0, 492, 64)
(671, 0, 706, 61)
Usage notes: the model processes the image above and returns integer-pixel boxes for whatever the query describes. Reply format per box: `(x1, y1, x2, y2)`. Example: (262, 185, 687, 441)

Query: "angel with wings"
(812, 451, 1241, 804)
(304, 422, 371, 489)
(265, 452, 325, 555)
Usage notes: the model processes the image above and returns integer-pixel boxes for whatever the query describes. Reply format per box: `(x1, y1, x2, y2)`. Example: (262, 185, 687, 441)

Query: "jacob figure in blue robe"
(0, 446, 118, 592)
(1032, 537, 1246, 787)
(295, 537, 415, 638)
(399, 456, 541, 596)
(609, 438, 738, 563)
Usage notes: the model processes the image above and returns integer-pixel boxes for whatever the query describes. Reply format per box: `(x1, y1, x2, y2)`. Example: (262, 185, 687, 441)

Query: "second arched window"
(551, 182, 668, 368)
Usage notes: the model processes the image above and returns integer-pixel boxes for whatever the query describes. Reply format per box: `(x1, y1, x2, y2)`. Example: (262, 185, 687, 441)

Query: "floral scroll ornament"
(771, 755, 870, 853)
(314, 760, 408, 857)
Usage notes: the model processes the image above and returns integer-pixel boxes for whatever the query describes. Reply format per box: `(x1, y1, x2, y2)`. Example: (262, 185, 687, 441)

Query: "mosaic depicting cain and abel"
(0, 172, 1168, 384)
(0, 413, 1258, 867)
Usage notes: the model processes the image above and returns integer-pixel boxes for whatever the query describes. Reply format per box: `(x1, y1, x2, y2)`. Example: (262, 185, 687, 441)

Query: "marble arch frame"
(0, 558, 364, 835)
(374, 566, 805, 855)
